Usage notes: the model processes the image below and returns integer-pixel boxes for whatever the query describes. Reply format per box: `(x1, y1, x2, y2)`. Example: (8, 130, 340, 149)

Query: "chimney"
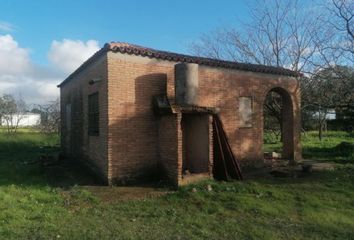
(175, 63, 199, 105)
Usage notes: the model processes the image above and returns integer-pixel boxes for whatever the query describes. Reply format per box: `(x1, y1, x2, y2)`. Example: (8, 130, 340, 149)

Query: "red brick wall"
(106, 53, 175, 183)
(196, 66, 301, 167)
(106, 53, 300, 183)
(157, 114, 180, 186)
(61, 51, 300, 185)
(60, 54, 109, 181)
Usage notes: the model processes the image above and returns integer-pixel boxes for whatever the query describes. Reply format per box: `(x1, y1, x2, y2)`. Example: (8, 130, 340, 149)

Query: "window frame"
(88, 92, 99, 136)
(65, 103, 71, 132)
(238, 96, 253, 128)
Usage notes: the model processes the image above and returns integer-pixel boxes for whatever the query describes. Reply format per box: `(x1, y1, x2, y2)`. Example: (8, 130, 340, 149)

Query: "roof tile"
(58, 41, 300, 87)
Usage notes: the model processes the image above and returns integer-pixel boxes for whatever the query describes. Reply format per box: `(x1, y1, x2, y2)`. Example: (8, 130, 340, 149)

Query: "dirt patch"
(244, 159, 338, 180)
(309, 162, 337, 171)
(83, 185, 171, 203)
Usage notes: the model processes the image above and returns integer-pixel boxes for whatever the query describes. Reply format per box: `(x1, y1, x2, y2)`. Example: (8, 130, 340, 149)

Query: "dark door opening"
(181, 114, 209, 175)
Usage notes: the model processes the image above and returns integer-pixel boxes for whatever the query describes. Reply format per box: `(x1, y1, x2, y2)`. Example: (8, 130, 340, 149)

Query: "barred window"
(88, 92, 99, 135)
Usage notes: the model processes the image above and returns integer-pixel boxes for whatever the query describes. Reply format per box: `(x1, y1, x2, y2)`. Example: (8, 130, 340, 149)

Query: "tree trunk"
(318, 107, 322, 141)
(279, 116, 283, 142)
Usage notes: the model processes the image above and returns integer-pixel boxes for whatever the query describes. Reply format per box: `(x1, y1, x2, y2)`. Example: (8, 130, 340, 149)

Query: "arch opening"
(263, 87, 295, 162)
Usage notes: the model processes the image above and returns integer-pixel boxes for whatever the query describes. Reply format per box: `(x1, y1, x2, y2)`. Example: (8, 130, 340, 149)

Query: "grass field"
(264, 131, 354, 163)
(0, 130, 353, 239)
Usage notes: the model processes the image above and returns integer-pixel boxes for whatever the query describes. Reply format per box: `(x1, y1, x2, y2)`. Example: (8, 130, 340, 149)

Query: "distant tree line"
(0, 94, 27, 134)
(0, 94, 60, 135)
(31, 98, 60, 134)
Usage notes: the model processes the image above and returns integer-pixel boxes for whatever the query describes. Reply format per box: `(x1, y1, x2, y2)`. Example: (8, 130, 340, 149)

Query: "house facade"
(58, 42, 301, 186)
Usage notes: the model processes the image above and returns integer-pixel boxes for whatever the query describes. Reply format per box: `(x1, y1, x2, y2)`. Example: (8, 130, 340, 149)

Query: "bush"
(333, 141, 354, 157)
(327, 119, 354, 132)
(263, 131, 280, 144)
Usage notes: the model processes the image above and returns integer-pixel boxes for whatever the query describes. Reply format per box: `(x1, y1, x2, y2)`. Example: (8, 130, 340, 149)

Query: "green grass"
(301, 131, 354, 163)
(264, 131, 354, 163)
(0, 130, 353, 239)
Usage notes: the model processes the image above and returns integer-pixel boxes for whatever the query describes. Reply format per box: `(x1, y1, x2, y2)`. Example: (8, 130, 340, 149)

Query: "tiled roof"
(107, 42, 299, 76)
(58, 42, 300, 87)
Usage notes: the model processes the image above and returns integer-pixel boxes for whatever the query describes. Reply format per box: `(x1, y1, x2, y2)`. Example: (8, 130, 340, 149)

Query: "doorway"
(181, 114, 210, 176)
(263, 87, 295, 160)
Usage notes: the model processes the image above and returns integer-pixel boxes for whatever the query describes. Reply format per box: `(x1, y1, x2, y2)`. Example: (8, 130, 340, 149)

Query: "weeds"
(0, 129, 353, 239)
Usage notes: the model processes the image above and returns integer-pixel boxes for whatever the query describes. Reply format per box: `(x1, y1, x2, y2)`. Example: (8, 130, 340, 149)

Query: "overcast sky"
(0, 0, 251, 105)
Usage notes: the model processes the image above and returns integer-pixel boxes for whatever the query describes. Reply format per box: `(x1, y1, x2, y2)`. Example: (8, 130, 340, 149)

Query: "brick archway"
(263, 87, 295, 161)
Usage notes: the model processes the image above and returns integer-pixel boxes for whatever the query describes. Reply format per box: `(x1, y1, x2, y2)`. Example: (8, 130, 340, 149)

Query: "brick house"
(58, 42, 301, 186)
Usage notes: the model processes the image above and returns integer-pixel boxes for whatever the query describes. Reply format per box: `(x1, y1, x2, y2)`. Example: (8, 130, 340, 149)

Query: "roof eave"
(57, 46, 109, 88)
(57, 42, 301, 88)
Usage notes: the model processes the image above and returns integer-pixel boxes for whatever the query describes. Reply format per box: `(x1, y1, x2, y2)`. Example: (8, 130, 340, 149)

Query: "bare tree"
(307, 66, 354, 139)
(191, 0, 326, 73)
(0, 94, 27, 134)
(191, 0, 324, 140)
(331, 0, 353, 42)
(191, 0, 353, 140)
(314, 0, 353, 71)
(264, 91, 283, 139)
(36, 98, 60, 134)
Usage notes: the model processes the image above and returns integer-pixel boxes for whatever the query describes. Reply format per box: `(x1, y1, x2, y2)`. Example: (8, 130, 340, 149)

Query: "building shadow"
(107, 73, 168, 184)
(0, 134, 105, 188)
